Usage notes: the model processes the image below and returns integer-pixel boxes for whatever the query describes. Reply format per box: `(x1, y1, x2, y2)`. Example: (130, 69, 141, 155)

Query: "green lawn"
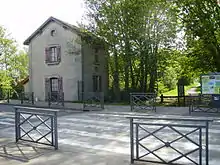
(163, 83, 200, 96)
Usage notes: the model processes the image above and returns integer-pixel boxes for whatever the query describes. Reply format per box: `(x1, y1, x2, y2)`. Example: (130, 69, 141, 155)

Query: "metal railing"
(130, 93, 156, 112)
(83, 92, 104, 110)
(128, 116, 213, 165)
(14, 106, 59, 149)
(48, 92, 64, 107)
(189, 94, 220, 114)
(20, 92, 34, 105)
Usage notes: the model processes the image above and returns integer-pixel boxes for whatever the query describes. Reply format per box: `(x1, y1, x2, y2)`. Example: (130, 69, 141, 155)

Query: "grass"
(163, 83, 200, 96)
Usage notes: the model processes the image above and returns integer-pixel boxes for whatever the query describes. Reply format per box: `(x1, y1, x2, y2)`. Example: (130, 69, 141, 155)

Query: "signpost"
(189, 73, 220, 114)
(201, 73, 220, 94)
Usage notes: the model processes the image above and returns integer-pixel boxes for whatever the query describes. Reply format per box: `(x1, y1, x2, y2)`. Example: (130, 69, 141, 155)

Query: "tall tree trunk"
(112, 46, 120, 101)
(124, 38, 130, 93)
(130, 60, 135, 91)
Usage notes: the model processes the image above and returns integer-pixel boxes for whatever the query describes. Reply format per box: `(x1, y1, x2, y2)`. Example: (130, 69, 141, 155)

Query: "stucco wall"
(29, 21, 82, 101)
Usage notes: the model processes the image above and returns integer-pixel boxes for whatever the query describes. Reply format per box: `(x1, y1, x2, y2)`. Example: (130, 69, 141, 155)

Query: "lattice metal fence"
(20, 92, 34, 105)
(189, 94, 220, 114)
(14, 106, 59, 149)
(48, 92, 64, 107)
(130, 93, 156, 112)
(128, 116, 212, 165)
(83, 92, 104, 110)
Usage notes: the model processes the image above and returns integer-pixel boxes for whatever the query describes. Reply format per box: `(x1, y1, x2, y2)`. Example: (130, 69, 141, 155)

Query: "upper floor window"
(45, 45, 61, 64)
(51, 30, 56, 37)
(94, 54, 99, 63)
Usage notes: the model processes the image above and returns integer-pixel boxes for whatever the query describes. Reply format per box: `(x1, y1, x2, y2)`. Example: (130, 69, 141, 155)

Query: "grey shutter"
(58, 77, 63, 93)
(45, 47, 50, 63)
(45, 78, 50, 101)
(92, 75, 96, 92)
(57, 46, 61, 63)
(98, 76, 102, 92)
(58, 77, 63, 101)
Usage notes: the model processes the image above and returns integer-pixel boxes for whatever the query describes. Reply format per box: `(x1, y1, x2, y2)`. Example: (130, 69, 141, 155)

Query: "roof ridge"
(23, 16, 80, 45)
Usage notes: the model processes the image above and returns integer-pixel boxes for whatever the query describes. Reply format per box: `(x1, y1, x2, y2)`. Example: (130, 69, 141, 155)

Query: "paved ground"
(186, 86, 200, 96)
(0, 105, 219, 165)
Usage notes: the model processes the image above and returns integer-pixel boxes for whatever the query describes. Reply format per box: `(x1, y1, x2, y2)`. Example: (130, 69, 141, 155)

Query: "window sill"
(46, 61, 61, 65)
(93, 62, 100, 65)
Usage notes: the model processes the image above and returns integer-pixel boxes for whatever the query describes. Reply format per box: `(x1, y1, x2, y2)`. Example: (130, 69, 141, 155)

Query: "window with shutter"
(93, 75, 102, 92)
(45, 45, 61, 65)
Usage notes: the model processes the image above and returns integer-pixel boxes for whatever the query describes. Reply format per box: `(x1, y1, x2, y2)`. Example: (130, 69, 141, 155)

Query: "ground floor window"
(50, 78, 59, 92)
(93, 75, 102, 92)
(45, 76, 63, 100)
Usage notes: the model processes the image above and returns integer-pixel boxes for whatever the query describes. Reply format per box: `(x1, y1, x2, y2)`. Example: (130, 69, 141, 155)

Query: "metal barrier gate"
(128, 116, 212, 165)
(83, 92, 104, 110)
(189, 94, 220, 114)
(130, 93, 156, 112)
(14, 106, 59, 149)
(20, 92, 34, 105)
(48, 92, 64, 107)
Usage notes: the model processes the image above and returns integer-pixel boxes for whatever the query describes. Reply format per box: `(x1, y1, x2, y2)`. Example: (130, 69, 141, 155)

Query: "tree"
(176, 0, 220, 72)
(0, 26, 28, 97)
(0, 26, 17, 91)
(82, 0, 179, 100)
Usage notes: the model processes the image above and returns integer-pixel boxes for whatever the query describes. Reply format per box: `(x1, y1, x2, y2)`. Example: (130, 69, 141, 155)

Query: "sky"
(0, 0, 86, 48)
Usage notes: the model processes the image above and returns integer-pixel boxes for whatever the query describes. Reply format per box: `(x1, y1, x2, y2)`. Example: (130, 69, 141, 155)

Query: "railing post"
(199, 127, 202, 165)
(20, 92, 24, 104)
(51, 116, 54, 146)
(61, 92, 64, 107)
(206, 121, 209, 165)
(136, 123, 139, 160)
(130, 93, 133, 111)
(160, 94, 163, 103)
(54, 111, 58, 150)
(153, 93, 156, 112)
(189, 95, 192, 114)
(83, 92, 86, 109)
(130, 118, 134, 164)
(101, 92, 104, 109)
(31, 92, 34, 104)
(177, 95, 180, 106)
(7, 89, 10, 103)
(183, 95, 186, 106)
(15, 109, 20, 142)
(48, 92, 51, 107)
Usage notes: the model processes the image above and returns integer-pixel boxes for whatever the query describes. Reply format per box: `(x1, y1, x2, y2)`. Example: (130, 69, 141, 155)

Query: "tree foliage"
(0, 26, 28, 96)
(82, 0, 182, 100)
(176, 0, 220, 72)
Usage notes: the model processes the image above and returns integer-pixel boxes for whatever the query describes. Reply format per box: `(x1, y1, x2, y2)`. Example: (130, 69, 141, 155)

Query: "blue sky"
(0, 0, 85, 48)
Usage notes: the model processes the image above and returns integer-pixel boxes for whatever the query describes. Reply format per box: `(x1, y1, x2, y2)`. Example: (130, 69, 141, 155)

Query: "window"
(51, 30, 56, 36)
(93, 75, 102, 92)
(44, 76, 63, 100)
(94, 54, 99, 63)
(50, 78, 59, 92)
(45, 45, 61, 64)
(50, 47, 58, 62)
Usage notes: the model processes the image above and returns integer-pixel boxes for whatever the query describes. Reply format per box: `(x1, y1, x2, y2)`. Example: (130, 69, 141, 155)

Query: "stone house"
(23, 16, 108, 101)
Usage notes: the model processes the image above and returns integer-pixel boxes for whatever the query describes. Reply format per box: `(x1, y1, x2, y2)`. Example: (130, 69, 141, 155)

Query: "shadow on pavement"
(0, 140, 55, 163)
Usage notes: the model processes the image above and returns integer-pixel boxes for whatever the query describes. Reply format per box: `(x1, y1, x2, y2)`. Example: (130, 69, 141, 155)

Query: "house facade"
(24, 17, 108, 101)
